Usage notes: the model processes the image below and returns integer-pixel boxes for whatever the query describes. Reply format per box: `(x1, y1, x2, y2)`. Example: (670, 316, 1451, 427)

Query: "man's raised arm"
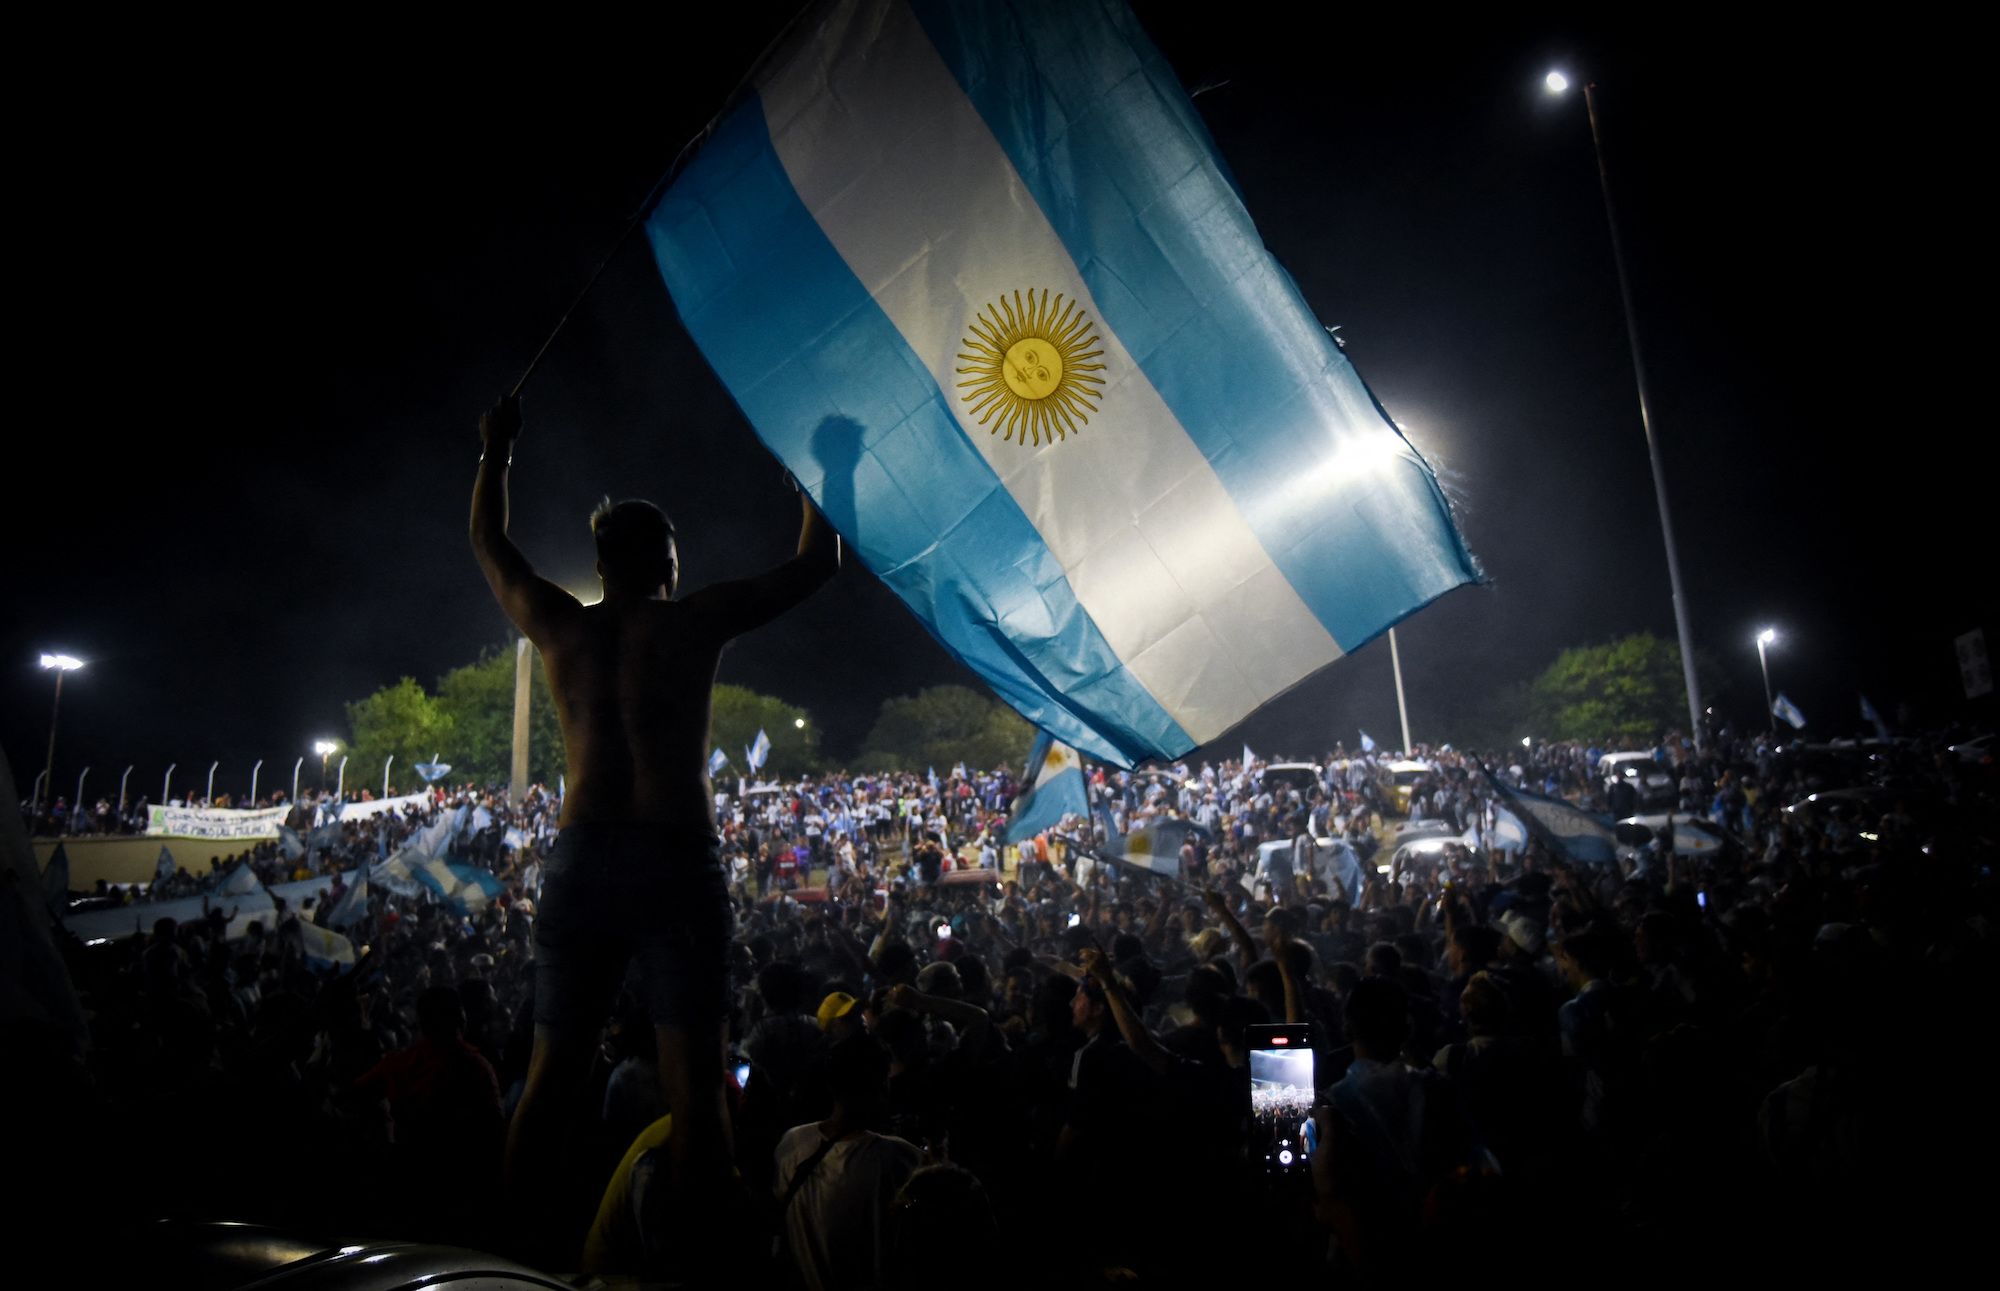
(470, 395, 578, 644)
(683, 491, 841, 636)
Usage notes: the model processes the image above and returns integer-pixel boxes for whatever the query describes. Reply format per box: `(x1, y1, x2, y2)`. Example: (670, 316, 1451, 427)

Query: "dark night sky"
(3, 6, 1985, 801)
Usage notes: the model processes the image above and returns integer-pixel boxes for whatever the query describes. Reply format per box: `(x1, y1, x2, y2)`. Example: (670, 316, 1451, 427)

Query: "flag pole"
(505, 2, 820, 399)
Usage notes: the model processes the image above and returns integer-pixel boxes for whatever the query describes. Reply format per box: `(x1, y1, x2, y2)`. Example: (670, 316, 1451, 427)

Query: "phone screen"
(1247, 1024, 1316, 1174)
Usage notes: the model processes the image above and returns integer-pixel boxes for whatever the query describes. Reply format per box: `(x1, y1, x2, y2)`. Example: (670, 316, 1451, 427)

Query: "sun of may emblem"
(956, 288, 1106, 445)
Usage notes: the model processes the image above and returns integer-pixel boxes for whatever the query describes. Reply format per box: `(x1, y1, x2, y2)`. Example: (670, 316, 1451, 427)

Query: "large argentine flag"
(648, 0, 1476, 766)
(1007, 730, 1090, 842)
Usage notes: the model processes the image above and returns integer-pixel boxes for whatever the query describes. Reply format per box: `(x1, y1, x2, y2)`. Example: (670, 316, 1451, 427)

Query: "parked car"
(103, 1223, 574, 1291)
(1378, 760, 1434, 814)
(1598, 753, 1676, 810)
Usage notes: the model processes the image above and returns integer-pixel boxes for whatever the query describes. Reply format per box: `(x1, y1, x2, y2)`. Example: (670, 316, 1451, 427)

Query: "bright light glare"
(794, 717, 806, 729)
(1758, 628, 1777, 645)
(1522, 736, 1532, 747)
(40, 653, 84, 670)
(1545, 71, 1570, 94)
(313, 740, 338, 756)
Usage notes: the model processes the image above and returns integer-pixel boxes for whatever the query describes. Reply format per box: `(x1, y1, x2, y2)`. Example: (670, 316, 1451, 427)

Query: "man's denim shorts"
(532, 823, 733, 1029)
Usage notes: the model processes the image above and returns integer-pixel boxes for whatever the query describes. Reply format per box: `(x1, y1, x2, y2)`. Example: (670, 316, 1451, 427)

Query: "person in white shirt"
(773, 1035, 921, 1291)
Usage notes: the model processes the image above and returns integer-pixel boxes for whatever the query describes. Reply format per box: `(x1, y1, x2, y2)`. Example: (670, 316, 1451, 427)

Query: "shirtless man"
(472, 394, 838, 1265)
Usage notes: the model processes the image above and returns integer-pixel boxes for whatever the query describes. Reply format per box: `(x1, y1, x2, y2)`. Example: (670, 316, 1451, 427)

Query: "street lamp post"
(1547, 72, 1706, 748)
(1388, 627, 1414, 755)
(1756, 628, 1778, 734)
(35, 653, 84, 833)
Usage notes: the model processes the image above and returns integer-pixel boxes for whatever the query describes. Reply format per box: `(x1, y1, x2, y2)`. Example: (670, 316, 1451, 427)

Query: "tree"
(434, 645, 567, 786)
(1529, 633, 1690, 744)
(345, 678, 455, 795)
(859, 685, 1033, 772)
(711, 684, 818, 779)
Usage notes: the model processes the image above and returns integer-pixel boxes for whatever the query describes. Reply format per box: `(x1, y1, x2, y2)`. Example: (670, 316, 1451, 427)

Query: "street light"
(1756, 628, 1778, 733)
(35, 653, 84, 834)
(1545, 71, 1706, 748)
(794, 717, 806, 729)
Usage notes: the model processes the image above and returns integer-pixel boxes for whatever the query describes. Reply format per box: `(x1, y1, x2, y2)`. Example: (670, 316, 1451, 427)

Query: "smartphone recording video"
(1248, 1023, 1316, 1174)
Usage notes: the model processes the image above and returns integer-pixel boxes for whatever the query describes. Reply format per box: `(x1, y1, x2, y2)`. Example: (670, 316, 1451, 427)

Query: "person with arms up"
(472, 393, 839, 1271)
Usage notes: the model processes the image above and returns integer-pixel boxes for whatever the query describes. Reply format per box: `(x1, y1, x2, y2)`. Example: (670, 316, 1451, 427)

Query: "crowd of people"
(17, 720, 1996, 1285)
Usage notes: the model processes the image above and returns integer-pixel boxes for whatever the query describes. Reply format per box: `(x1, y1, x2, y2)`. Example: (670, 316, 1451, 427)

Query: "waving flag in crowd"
(1360, 731, 1378, 754)
(646, 0, 1477, 768)
(1007, 730, 1090, 842)
(747, 729, 772, 773)
(708, 747, 732, 779)
(1481, 768, 1618, 866)
(1773, 693, 1807, 730)
(325, 875, 370, 930)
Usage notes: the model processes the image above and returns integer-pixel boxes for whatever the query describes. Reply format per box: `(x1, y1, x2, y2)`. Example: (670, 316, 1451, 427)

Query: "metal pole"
(75, 768, 90, 831)
(29, 770, 48, 819)
(163, 763, 177, 805)
(206, 761, 219, 805)
(119, 765, 133, 812)
(292, 756, 304, 805)
(250, 758, 264, 805)
(384, 755, 395, 799)
(36, 669, 64, 831)
(1388, 627, 1413, 754)
(1757, 638, 1775, 734)
(1584, 82, 1704, 749)
(510, 635, 533, 806)
(336, 756, 348, 800)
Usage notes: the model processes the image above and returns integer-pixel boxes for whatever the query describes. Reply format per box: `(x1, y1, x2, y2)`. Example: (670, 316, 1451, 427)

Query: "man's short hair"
(590, 498, 675, 585)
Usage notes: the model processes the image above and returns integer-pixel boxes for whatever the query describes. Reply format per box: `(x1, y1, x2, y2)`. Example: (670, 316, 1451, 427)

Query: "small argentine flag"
(648, 0, 1477, 768)
(1359, 731, 1377, 754)
(708, 747, 731, 779)
(1772, 693, 1807, 730)
(747, 728, 772, 772)
(1007, 730, 1089, 842)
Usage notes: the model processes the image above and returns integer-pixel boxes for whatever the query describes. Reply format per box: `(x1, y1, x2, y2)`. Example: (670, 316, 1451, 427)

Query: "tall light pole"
(35, 653, 84, 832)
(510, 635, 533, 806)
(1388, 627, 1413, 755)
(1547, 71, 1706, 748)
(1756, 628, 1778, 734)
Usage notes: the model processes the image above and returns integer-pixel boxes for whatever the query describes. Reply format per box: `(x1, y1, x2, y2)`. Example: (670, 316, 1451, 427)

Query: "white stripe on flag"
(757, 0, 1342, 743)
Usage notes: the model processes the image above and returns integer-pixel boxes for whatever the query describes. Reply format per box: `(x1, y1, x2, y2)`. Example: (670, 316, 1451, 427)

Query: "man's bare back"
(470, 396, 838, 833)
(473, 393, 837, 1272)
